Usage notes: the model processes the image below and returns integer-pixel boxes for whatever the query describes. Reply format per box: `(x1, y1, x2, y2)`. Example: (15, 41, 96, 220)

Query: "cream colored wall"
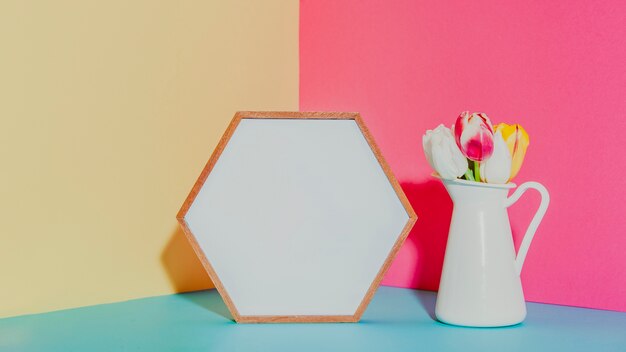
(0, 0, 298, 318)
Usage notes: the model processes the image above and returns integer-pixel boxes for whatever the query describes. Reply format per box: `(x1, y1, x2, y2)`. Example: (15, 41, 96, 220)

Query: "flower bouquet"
(423, 111, 529, 183)
(424, 111, 550, 328)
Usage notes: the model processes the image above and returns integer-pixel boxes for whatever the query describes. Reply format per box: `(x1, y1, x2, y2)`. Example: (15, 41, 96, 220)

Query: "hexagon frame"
(177, 111, 417, 323)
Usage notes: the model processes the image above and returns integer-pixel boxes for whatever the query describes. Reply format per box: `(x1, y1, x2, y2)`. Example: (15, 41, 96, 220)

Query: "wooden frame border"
(176, 111, 417, 323)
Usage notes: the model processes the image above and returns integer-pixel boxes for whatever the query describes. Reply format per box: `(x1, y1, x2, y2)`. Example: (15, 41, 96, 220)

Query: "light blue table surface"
(1, 287, 625, 351)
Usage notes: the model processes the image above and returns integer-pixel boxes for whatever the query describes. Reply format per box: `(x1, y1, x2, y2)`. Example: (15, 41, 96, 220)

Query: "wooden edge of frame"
(237, 315, 357, 324)
(176, 217, 242, 321)
(352, 113, 417, 222)
(176, 111, 417, 323)
(176, 111, 357, 221)
(351, 112, 418, 321)
(236, 111, 358, 119)
(352, 218, 417, 321)
(176, 112, 244, 220)
(176, 111, 246, 321)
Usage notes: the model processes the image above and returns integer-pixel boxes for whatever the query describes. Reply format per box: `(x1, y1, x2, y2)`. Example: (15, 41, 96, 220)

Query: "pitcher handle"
(504, 181, 550, 275)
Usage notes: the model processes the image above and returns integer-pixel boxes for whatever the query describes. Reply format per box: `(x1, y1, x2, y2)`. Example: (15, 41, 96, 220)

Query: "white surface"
(184, 118, 409, 316)
(436, 179, 549, 327)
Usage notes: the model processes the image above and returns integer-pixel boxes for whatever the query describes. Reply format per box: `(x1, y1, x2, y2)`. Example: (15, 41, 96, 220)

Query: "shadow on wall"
(161, 226, 214, 293)
(400, 180, 452, 291)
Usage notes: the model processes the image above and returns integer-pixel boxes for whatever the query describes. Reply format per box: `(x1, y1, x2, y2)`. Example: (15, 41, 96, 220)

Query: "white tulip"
(479, 130, 512, 184)
(423, 124, 468, 180)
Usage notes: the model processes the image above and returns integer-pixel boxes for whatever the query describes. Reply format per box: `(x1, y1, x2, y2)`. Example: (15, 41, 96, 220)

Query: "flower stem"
(474, 160, 481, 182)
(464, 168, 475, 181)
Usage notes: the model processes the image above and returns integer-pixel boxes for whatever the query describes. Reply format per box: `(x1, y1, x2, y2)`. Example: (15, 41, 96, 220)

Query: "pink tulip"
(453, 111, 495, 161)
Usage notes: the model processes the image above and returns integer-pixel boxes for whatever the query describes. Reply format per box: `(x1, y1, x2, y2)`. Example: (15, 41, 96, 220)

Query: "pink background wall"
(300, 0, 626, 311)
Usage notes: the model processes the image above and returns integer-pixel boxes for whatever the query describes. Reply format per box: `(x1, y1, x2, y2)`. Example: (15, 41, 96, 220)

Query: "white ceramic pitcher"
(435, 178, 550, 327)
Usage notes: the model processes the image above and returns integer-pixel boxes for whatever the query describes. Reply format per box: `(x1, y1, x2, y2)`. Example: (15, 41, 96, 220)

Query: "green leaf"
(464, 169, 475, 181)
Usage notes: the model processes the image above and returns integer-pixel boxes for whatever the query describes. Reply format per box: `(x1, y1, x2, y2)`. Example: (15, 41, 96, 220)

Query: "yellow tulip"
(495, 123, 529, 181)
